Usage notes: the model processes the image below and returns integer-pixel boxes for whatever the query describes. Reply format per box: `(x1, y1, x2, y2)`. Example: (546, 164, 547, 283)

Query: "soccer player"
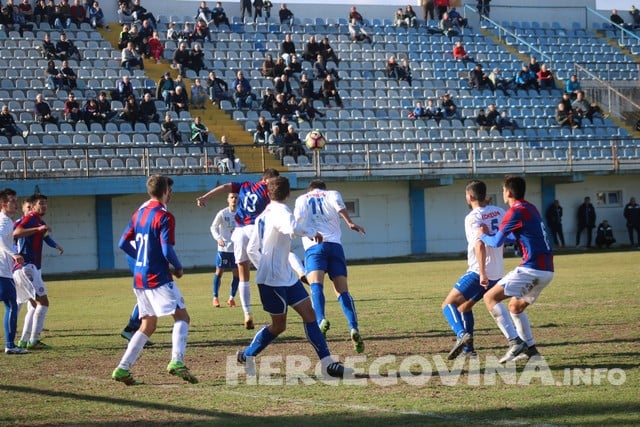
(442, 180, 506, 359)
(0, 188, 28, 354)
(293, 180, 366, 353)
(237, 176, 347, 378)
(196, 168, 280, 329)
(210, 192, 240, 308)
(479, 175, 554, 363)
(13, 194, 64, 350)
(112, 175, 197, 385)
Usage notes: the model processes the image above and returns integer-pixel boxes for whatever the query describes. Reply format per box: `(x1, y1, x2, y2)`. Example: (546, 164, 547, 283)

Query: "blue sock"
(3, 298, 18, 347)
(443, 303, 465, 338)
(212, 274, 221, 298)
(461, 310, 475, 351)
(127, 304, 141, 331)
(244, 325, 277, 358)
(230, 276, 239, 298)
(338, 291, 358, 331)
(310, 283, 325, 325)
(304, 321, 330, 360)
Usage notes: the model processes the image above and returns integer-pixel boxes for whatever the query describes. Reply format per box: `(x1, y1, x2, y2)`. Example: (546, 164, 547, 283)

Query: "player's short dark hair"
(308, 180, 327, 190)
(147, 175, 173, 199)
(503, 175, 526, 199)
(30, 193, 48, 204)
(465, 180, 486, 202)
(0, 188, 17, 203)
(268, 176, 290, 202)
(262, 168, 280, 180)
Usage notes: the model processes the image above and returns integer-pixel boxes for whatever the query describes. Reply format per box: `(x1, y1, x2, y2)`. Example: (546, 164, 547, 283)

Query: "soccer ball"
(305, 130, 326, 150)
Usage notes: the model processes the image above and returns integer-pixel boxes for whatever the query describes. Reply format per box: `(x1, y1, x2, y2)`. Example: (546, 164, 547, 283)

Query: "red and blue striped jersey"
(482, 199, 554, 272)
(231, 181, 271, 226)
(13, 212, 57, 269)
(120, 200, 181, 289)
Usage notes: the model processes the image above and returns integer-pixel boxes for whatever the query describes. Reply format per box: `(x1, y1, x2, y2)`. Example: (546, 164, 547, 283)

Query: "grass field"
(0, 251, 638, 426)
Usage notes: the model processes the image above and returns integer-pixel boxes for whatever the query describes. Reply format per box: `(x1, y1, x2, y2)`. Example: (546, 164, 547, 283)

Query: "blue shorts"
(0, 277, 17, 303)
(258, 281, 309, 315)
(454, 271, 499, 302)
(304, 242, 347, 279)
(216, 251, 236, 269)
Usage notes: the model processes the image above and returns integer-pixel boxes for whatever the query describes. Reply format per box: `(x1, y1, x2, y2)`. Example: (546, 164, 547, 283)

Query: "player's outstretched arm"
(339, 209, 365, 235)
(196, 183, 233, 207)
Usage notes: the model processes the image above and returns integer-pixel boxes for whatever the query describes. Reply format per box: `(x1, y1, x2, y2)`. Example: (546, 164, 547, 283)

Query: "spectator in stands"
(275, 115, 290, 134)
(131, 0, 156, 28)
(82, 97, 102, 126)
(475, 108, 489, 130)
(468, 63, 488, 90)
(34, 93, 58, 125)
(127, 25, 143, 51)
(514, 64, 539, 94)
(56, 33, 82, 62)
(488, 67, 512, 96)
(282, 124, 306, 163)
(232, 71, 257, 109)
(630, 5, 640, 29)
(319, 37, 340, 65)
(188, 43, 205, 75)
(119, 95, 140, 125)
(452, 40, 473, 64)
(69, 0, 87, 28)
(485, 103, 499, 130)
(96, 91, 116, 122)
(177, 22, 195, 47)
(528, 56, 541, 75)
(60, 59, 78, 89)
(33, 0, 49, 28)
(263, 0, 273, 20)
(448, 7, 467, 30)
(537, 64, 556, 90)
(217, 135, 242, 173)
(118, 24, 131, 49)
(274, 74, 292, 98)
(348, 16, 373, 43)
(610, 9, 632, 31)
(261, 53, 276, 79)
(212, 1, 230, 28)
(440, 93, 461, 119)
(0, 105, 28, 138)
(571, 90, 607, 123)
(190, 115, 209, 144)
(272, 93, 292, 120)
(117, 75, 135, 101)
(157, 71, 175, 106)
(424, 98, 443, 122)
(434, 0, 449, 20)
(296, 96, 323, 126)
(394, 8, 406, 28)
(273, 56, 286, 78)
(41, 33, 60, 59)
(268, 124, 283, 156)
(254, 115, 271, 145)
(280, 33, 296, 66)
(555, 102, 580, 129)
(252, 0, 264, 23)
(595, 220, 616, 249)
(0, 6, 16, 35)
(314, 53, 339, 81)
(88, 1, 107, 29)
(195, 1, 213, 24)
(279, 2, 294, 26)
(565, 74, 581, 99)
(19, 0, 35, 23)
(302, 36, 321, 62)
(559, 92, 572, 112)
(175, 74, 187, 93)
(207, 71, 233, 105)
(400, 58, 413, 86)
(117, 1, 133, 24)
(139, 92, 159, 123)
(45, 60, 64, 91)
(404, 5, 418, 28)
(285, 54, 302, 80)
(190, 78, 207, 109)
(170, 86, 189, 113)
(138, 18, 154, 41)
(321, 74, 343, 108)
(63, 93, 81, 123)
(261, 87, 276, 113)
(386, 55, 402, 81)
(122, 41, 144, 72)
(409, 101, 427, 119)
(166, 21, 178, 41)
(161, 113, 182, 146)
(172, 42, 190, 77)
(299, 72, 318, 100)
(146, 30, 163, 64)
(477, 0, 491, 20)
(496, 110, 518, 133)
(194, 18, 212, 43)
(52, 3, 71, 29)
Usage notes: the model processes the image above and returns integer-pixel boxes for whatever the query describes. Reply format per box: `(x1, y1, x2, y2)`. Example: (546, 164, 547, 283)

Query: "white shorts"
(498, 266, 554, 305)
(134, 282, 186, 318)
(231, 224, 254, 264)
(14, 264, 45, 298)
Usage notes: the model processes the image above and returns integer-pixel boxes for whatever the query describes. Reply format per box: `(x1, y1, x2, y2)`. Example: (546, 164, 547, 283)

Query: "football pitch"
(0, 251, 638, 426)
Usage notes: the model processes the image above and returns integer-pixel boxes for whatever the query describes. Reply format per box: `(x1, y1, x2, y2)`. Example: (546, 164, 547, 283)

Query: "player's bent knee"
(508, 299, 527, 314)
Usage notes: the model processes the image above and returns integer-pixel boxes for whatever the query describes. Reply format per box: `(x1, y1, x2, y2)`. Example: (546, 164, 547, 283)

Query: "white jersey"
(247, 201, 316, 287)
(210, 207, 236, 252)
(0, 212, 18, 278)
(465, 205, 506, 280)
(294, 189, 346, 250)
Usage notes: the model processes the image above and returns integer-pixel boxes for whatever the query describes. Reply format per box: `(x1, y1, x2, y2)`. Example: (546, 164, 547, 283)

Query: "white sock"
(118, 331, 149, 370)
(20, 303, 35, 343)
(489, 303, 518, 341)
(510, 312, 534, 347)
(31, 305, 49, 343)
(171, 320, 189, 363)
(238, 281, 251, 315)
